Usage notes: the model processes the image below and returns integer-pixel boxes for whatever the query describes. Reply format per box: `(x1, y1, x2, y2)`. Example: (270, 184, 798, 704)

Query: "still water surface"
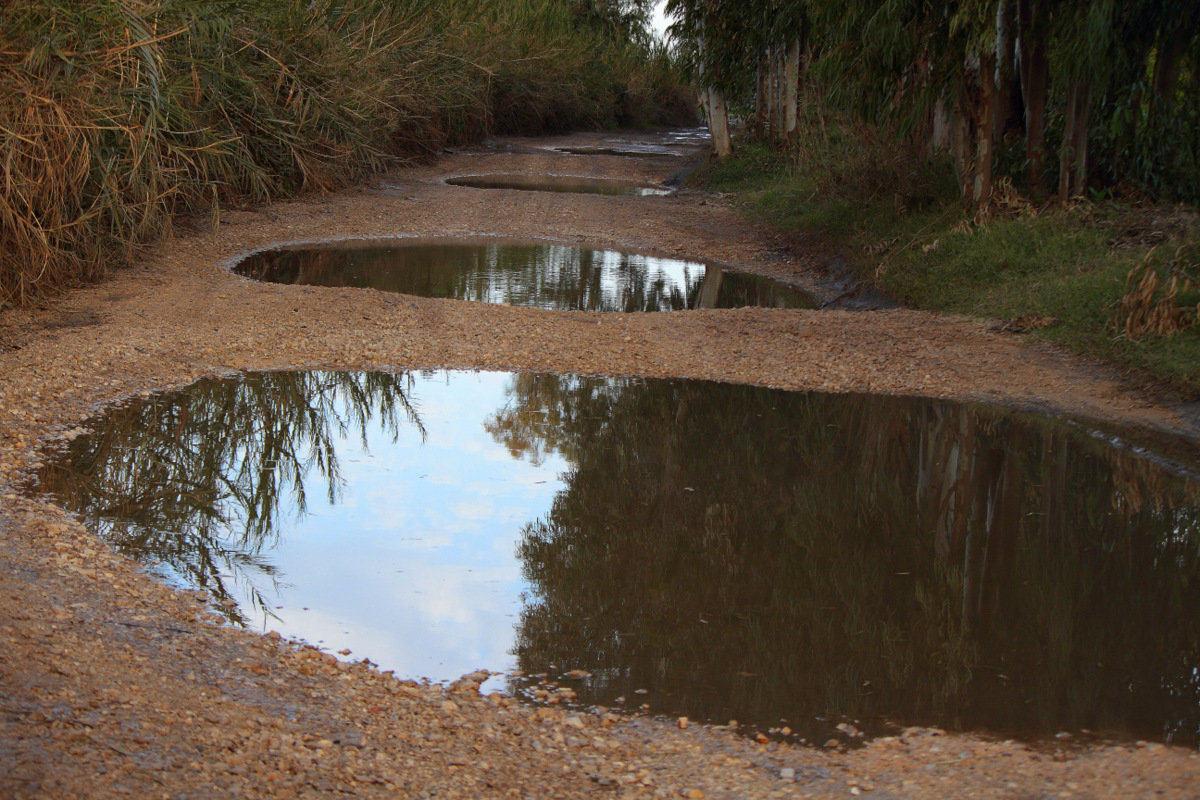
(446, 174, 673, 195)
(39, 370, 1200, 746)
(234, 240, 811, 310)
(554, 147, 683, 158)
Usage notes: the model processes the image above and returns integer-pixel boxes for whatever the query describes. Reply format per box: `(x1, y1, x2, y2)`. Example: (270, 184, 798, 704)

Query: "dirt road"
(1, 130, 1197, 798)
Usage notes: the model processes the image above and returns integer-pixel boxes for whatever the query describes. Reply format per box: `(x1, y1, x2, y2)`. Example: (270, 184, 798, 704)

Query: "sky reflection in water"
(235, 372, 558, 686)
(49, 371, 562, 688)
(39, 370, 1200, 746)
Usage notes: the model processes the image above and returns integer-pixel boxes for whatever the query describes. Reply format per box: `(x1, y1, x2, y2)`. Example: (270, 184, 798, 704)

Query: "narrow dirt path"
(2, 130, 1198, 798)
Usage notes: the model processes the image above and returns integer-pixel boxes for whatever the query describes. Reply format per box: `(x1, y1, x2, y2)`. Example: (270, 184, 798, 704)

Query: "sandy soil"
(2, 130, 1198, 798)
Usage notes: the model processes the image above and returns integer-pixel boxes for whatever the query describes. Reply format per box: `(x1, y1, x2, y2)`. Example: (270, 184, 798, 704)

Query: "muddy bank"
(1, 130, 1198, 798)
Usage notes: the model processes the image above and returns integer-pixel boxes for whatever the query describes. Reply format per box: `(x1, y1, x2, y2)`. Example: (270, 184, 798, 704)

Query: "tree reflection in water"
(36, 368, 1200, 745)
(490, 374, 1200, 745)
(39, 371, 423, 625)
(235, 240, 811, 311)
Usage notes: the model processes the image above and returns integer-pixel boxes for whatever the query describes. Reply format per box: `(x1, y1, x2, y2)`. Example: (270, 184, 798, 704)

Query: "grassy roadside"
(693, 133, 1200, 396)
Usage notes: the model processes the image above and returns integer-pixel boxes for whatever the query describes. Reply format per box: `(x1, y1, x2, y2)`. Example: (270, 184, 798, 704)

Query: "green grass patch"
(696, 129, 1200, 395)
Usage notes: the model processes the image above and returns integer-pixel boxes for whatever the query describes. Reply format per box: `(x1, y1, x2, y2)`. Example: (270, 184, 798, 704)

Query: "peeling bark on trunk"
(952, 53, 997, 209)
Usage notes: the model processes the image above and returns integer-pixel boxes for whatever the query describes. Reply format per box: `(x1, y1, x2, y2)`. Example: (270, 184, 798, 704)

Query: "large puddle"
(234, 240, 812, 311)
(445, 174, 672, 196)
(36, 370, 1200, 746)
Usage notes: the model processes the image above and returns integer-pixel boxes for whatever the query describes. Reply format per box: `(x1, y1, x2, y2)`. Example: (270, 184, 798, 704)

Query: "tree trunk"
(1152, 27, 1187, 103)
(694, 266, 724, 309)
(754, 50, 770, 139)
(952, 52, 997, 209)
(931, 97, 952, 152)
(1058, 78, 1091, 200)
(768, 44, 783, 146)
(974, 51, 997, 208)
(696, 28, 732, 159)
(953, 71, 975, 202)
(706, 87, 733, 158)
(784, 38, 800, 145)
(994, 0, 1015, 141)
(1073, 86, 1091, 195)
(1018, 0, 1049, 200)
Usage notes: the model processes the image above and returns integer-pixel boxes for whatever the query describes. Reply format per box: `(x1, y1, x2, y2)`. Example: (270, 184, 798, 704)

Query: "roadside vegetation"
(665, 0, 1200, 393)
(695, 133, 1200, 392)
(0, 0, 693, 307)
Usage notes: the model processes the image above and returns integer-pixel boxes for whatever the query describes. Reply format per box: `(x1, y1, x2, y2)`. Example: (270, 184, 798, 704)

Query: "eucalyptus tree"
(1016, 0, 1052, 199)
(1049, 0, 1117, 199)
(942, 0, 1000, 205)
(807, 0, 1001, 205)
(758, 1, 808, 146)
(663, 0, 1198, 199)
(665, 0, 736, 156)
(663, 0, 808, 155)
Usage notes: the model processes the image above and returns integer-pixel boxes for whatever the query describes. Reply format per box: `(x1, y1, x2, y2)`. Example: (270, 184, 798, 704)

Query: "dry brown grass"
(1114, 245, 1200, 339)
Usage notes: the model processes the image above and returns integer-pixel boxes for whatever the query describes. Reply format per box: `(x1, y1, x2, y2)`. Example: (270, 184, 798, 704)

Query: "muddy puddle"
(554, 147, 682, 158)
(233, 239, 811, 310)
(445, 174, 672, 196)
(37, 370, 1200, 747)
(550, 128, 710, 159)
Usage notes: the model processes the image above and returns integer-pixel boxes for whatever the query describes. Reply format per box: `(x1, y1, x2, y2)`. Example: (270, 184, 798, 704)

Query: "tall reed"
(0, 0, 694, 307)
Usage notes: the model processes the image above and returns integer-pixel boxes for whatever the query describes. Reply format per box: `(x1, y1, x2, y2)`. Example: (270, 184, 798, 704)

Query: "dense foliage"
(0, 0, 694, 306)
(673, 1, 1200, 390)
(666, 0, 1200, 206)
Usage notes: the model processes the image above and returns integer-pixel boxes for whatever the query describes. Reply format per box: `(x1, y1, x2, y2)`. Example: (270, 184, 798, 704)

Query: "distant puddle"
(234, 239, 812, 311)
(554, 147, 681, 158)
(446, 174, 672, 196)
(38, 370, 1200, 747)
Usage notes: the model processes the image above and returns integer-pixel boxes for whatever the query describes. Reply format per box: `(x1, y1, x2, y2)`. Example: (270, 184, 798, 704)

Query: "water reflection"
(38, 371, 565, 684)
(445, 174, 673, 195)
(37, 370, 1200, 746)
(39, 372, 425, 624)
(234, 240, 812, 311)
(492, 375, 1200, 746)
(554, 147, 682, 158)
